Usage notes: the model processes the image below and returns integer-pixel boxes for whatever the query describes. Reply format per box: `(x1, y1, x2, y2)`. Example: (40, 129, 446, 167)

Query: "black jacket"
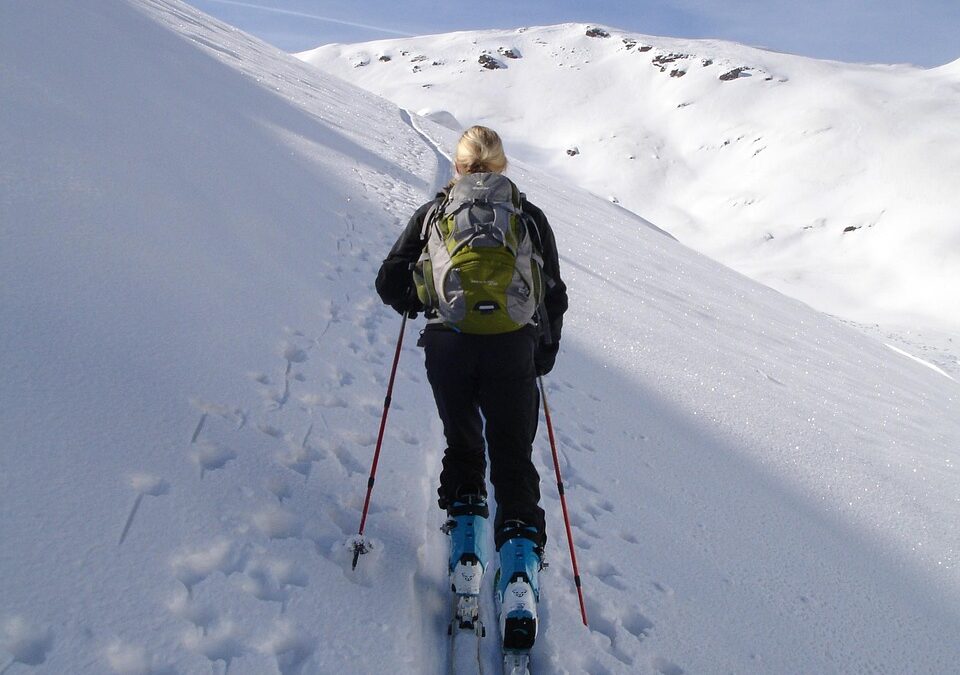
(375, 190, 568, 357)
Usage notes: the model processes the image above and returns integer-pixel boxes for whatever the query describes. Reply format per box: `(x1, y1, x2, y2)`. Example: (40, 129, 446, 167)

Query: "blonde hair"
(455, 125, 508, 175)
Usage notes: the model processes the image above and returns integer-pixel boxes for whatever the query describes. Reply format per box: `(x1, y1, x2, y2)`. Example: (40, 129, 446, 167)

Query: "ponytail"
(455, 125, 508, 175)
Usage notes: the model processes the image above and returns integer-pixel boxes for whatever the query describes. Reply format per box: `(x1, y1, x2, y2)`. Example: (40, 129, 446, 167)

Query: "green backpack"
(413, 172, 544, 334)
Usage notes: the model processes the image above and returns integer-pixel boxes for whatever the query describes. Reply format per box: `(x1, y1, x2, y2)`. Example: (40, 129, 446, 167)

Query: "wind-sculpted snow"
(1, 1, 959, 673)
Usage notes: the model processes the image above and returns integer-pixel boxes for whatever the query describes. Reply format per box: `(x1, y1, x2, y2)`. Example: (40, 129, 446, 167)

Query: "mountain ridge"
(300, 22, 960, 338)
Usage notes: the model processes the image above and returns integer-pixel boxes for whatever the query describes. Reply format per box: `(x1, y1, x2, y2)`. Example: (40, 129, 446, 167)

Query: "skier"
(376, 125, 568, 654)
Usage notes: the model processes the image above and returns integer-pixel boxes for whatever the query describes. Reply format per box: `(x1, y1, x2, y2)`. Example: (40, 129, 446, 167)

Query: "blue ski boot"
(442, 495, 490, 633)
(495, 521, 542, 653)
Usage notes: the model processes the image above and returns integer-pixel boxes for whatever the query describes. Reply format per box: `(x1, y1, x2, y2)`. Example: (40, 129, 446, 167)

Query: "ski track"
(150, 95, 454, 672)
(400, 108, 454, 194)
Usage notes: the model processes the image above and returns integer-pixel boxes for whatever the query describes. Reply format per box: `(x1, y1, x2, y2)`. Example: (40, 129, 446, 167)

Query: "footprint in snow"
(167, 589, 218, 636)
(583, 597, 636, 666)
(331, 443, 366, 476)
(279, 341, 309, 369)
(621, 608, 654, 640)
(257, 620, 316, 675)
(266, 476, 293, 503)
(298, 392, 348, 410)
(0, 616, 54, 671)
(118, 472, 171, 545)
(190, 399, 246, 431)
(170, 538, 247, 596)
(257, 423, 286, 439)
(181, 619, 244, 674)
(586, 559, 629, 592)
(652, 656, 684, 675)
(240, 556, 308, 612)
(103, 640, 173, 674)
(189, 441, 237, 480)
(276, 445, 321, 481)
(249, 504, 304, 540)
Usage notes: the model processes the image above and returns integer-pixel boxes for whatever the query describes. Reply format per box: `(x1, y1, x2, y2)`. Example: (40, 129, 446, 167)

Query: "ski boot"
(495, 520, 542, 658)
(442, 494, 490, 635)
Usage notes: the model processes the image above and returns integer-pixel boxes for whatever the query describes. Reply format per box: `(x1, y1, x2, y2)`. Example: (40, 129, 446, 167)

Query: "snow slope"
(299, 25, 960, 341)
(2, 1, 959, 673)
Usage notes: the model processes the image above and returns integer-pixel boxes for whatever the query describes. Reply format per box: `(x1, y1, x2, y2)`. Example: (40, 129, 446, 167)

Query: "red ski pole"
(539, 376, 589, 626)
(352, 313, 407, 569)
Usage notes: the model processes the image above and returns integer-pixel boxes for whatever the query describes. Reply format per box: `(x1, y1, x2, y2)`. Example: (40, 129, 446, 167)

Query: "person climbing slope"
(375, 125, 568, 654)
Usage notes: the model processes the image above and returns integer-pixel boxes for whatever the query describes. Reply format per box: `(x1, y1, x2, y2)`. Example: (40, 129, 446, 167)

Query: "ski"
(502, 652, 531, 675)
(448, 594, 485, 675)
(495, 576, 534, 675)
(443, 497, 490, 675)
(494, 530, 542, 675)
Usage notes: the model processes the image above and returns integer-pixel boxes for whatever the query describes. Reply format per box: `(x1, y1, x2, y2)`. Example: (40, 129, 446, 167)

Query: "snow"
(298, 24, 960, 343)
(1, 1, 959, 673)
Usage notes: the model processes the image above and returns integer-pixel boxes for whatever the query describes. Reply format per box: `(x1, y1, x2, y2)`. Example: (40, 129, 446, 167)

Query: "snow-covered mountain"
(2, 1, 959, 673)
(299, 25, 960, 344)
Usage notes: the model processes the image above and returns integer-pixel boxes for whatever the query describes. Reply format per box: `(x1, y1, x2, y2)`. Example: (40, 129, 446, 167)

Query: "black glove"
(389, 286, 422, 318)
(534, 342, 558, 376)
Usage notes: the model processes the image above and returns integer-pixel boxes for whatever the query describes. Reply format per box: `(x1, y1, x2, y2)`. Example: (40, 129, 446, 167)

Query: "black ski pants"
(421, 325, 546, 549)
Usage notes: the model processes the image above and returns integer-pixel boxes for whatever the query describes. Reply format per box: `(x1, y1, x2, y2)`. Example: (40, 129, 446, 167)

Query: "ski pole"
(352, 313, 408, 569)
(539, 376, 589, 626)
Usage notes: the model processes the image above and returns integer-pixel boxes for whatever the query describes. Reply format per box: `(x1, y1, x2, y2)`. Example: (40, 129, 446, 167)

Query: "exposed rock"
(566, 146, 580, 157)
(410, 55, 427, 63)
(638, 45, 652, 53)
(701, 59, 714, 67)
(670, 69, 687, 78)
(652, 53, 689, 72)
(478, 54, 505, 70)
(378, 55, 391, 63)
(498, 47, 521, 59)
(719, 67, 751, 81)
(622, 39, 637, 50)
(585, 27, 610, 38)
(843, 225, 860, 233)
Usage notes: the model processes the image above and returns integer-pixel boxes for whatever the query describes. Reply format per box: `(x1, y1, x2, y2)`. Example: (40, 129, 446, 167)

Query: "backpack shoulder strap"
(420, 194, 447, 240)
(519, 193, 545, 256)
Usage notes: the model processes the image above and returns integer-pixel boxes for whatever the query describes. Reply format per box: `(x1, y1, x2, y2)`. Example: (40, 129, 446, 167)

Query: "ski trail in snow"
(400, 108, 452, 195)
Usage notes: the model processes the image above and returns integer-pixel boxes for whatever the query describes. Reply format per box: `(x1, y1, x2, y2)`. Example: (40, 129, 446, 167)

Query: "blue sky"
(192, 0, 959, 67)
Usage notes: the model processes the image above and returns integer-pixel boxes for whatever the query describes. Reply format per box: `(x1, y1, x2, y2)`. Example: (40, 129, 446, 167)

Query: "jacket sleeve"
(375, 199, 436, 310)
(524, 201, 568, 348)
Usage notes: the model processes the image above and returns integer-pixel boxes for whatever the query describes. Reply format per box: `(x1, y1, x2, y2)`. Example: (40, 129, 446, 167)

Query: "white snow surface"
(1, 1, 959, 673)
(298, 25, 960, 342)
